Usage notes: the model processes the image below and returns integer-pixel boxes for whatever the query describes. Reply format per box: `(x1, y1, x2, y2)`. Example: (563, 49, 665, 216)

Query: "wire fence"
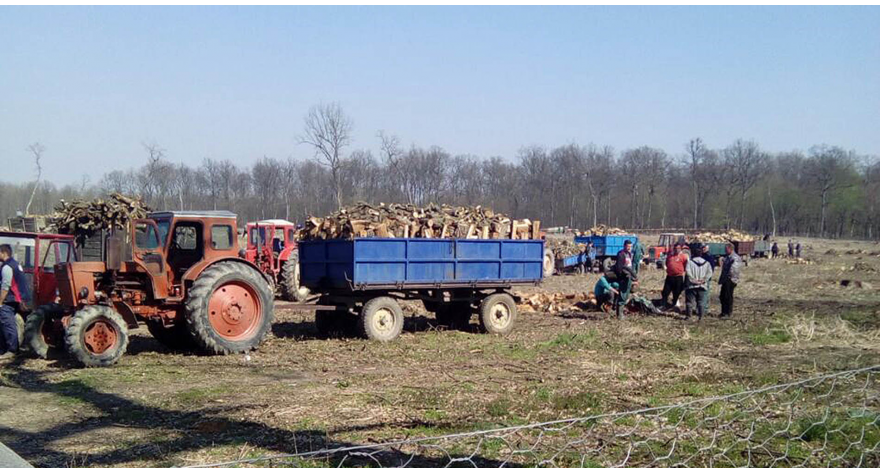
(185, 365, 880, 468)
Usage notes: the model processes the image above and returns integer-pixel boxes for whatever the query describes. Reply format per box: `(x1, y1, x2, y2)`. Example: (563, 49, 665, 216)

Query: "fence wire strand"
(184, 365, 880, 468)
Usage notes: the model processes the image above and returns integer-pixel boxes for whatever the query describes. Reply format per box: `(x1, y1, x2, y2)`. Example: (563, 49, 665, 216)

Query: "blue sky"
(1, 6, 878, 185)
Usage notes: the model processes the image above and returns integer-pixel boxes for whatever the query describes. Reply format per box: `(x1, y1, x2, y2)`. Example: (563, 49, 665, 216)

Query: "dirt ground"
(1, 235, 879, 467)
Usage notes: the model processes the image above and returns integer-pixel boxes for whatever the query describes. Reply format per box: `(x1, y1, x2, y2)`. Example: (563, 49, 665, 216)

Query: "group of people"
(593, 239, 743, 322)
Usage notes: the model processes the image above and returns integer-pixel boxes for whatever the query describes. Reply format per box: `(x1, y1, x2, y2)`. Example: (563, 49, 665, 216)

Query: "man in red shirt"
(661, 243, 689, 310)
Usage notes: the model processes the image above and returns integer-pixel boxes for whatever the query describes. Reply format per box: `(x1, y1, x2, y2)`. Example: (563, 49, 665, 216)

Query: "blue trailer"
(573, 234, 639, 271)
(296, 238, 544, 341)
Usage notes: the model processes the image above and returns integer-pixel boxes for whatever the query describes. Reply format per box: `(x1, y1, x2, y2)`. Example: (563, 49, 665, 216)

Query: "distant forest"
(3, 105, 879, 240)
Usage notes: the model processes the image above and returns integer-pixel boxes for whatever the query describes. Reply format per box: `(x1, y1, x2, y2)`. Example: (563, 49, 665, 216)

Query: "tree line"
(2, 103, 879, 239)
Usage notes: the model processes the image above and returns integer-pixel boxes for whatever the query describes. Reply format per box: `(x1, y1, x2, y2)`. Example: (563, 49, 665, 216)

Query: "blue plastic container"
(574, 235, 639, 258)
(299, 238, 544, 290)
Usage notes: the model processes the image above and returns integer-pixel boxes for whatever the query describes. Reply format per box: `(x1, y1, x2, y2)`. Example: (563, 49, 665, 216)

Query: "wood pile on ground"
(577, 224, 629, 236)
(51, 193, 152, 235)
(691, 229, 754, 243)
(785, 258, 815, 265)
(546, 240, 584, 258)
(299, 202, 540, 241)
(517, 292, 596, 313)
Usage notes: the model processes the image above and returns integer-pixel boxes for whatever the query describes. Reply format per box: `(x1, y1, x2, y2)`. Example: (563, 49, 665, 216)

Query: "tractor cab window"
(168, 222, 204, 279)
(272, 228, 285, 253)
(250, 227, 266, 247)
(287, 228, 295, 244)
(134, 223, 161, 249)
(156, 218, 172, 248)
(211, 225, 234, 250)
(0, 236, 35, 270)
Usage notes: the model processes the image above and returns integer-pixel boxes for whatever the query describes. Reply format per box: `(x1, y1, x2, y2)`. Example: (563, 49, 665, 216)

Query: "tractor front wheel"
(186, 261, 274, 354)
(24, 303, 65, 359)
(65, 305, 129, 367)
(280, 254, 310, 302)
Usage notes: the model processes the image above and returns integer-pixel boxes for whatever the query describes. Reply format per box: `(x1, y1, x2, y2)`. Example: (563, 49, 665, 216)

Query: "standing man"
(788, 239, 794, 258)
(613, 240, 638, 320)
(660, 243, 688, 310)
(771, 241, 779, 259)
(684, 246, 713, 321)
(0, 244, 31, 360)
(718, 243, 743, 319)
(795, 242, 802, 259)
(632, 240, 645, 277)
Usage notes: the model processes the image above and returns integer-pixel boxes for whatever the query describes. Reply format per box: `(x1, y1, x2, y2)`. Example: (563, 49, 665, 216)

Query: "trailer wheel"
(435, 302, 472, 330)
(543, 249, 555, 276)
(146, 320, 195, 350)
(478, 293, 517, 335)
(280, 254, 310, 302)
(359, 297, 404, 342)
(65, 305, 129, 367)
(186, 261, 274, 355)
(24, 304, 65, 359)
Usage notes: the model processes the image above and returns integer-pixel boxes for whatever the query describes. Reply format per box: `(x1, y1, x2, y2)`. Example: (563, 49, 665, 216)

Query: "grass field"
(1, 235, 879, 467)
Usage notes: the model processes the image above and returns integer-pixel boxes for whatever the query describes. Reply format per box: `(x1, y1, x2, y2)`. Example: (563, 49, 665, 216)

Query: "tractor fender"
(111, 300, 140, 329)
(184, 257, 274, 289)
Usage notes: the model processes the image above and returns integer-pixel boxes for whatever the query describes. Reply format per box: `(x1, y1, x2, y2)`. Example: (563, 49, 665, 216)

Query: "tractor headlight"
(79, 287, 90, 299)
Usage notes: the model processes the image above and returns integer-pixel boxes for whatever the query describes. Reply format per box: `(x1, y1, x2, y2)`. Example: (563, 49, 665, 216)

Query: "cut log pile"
(545, 240, 585, 259)
(51, 193, 152, 236)
(691, 230, 754, 243)
(299, 202, 540, 241)
(576, 225, 629, 236)
(518, 292, 596, 313)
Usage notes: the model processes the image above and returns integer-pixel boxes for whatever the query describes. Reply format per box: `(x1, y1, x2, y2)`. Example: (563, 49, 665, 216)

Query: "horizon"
(2, 6, 878, 185)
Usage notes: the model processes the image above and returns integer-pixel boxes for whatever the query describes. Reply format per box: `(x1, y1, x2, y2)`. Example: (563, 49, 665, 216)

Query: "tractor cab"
(0, 231, 76, 307)
(646, 233, 687, 264)
(245, 219, 298, 277)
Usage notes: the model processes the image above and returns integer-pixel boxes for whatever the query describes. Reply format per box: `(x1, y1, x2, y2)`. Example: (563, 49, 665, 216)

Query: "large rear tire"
(146, 319, 195, 350)
(65, 305, 129, 367)
(359, 297, 404, 342)
(280, 254, 310, 302)
(478, 293, 517, 336)
(186, 261, 274, 355)
(24, 304, 65, 359)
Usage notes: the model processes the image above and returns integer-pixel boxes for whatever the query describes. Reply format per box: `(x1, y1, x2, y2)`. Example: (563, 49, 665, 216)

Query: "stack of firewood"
(517, 292, 596, 313)
(691, 229, 754, 243)
(51, 193, 152, 235)
(299, 202, 540, 241)
(545, 239, 585, 258)
(577, 224, 629, 236)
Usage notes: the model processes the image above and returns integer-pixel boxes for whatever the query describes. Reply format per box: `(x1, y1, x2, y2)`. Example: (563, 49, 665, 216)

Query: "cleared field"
(1, 236, 879, 467)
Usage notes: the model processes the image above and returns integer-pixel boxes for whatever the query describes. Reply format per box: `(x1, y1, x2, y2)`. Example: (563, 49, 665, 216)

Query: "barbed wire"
(183, 365, 880, 468)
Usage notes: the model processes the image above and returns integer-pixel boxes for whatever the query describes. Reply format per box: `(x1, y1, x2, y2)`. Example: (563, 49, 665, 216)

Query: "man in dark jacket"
(0, 244, 31, 359)
(613, 240, 638, 320)
(771, 242, 779, 259)
(718, 243, 743, 319)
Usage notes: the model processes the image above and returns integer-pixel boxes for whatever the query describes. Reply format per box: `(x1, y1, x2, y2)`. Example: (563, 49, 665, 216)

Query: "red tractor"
(243, 219, 310, 302)
(24, 211, 274, 367)
(0, 230, 77, 345)
(645, 233, 687, 268)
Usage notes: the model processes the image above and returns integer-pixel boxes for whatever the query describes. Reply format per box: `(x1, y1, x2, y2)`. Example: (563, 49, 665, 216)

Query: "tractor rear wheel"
(65, 305, 129, 367)
(359, 297, 404, 342)
(146, 319, 195, 350)
(478, 293, 517, 335)
(280, 254, 310, 302)
(186, 261, 274, 354)
(23, 303, 65, 359)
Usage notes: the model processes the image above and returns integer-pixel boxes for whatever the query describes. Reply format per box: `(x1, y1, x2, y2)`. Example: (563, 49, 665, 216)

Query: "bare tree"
(723, 139, 766, 228)
(299, 103, 353, 209)
(24, 142, 45, 215)
(804, 145, 857, 237)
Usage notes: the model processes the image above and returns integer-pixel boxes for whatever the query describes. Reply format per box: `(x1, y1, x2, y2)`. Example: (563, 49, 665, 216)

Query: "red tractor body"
(244, 220, 309, 301)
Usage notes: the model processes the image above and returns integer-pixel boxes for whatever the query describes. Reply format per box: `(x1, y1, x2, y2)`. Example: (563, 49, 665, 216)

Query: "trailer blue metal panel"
(299, 238, 544, 290)
(574, 235, 639, 258)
